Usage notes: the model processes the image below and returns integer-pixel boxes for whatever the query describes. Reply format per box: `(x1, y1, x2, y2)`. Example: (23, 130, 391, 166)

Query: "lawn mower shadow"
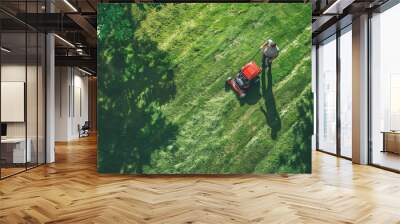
(260, 57, 281, 139)
(238, 82, 261, 105)
(224, 80, 261, 105)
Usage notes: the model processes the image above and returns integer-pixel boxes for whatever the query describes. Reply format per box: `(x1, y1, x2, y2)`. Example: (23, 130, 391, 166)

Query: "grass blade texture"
(97, 3, 312, 174)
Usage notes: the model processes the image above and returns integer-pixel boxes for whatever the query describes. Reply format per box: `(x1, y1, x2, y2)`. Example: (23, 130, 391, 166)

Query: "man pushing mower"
(226, 39, 279, 98)
(260, 39, 279, 65)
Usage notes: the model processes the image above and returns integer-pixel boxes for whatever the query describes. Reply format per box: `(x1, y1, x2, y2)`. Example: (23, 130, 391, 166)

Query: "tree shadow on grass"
(259, 55, 281, 139)
(97, 4, 178, 174)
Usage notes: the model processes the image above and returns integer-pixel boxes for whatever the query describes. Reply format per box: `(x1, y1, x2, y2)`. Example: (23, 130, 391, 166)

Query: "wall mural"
(97, 3, 312, 174)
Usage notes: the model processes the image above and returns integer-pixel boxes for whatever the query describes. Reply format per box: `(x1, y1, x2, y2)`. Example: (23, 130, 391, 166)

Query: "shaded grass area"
(98, 3, 312, 174)
(97, 4, 178, 173)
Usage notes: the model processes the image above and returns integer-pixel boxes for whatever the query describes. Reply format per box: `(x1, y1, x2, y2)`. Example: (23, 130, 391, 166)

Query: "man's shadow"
(260, 55, 281, 139)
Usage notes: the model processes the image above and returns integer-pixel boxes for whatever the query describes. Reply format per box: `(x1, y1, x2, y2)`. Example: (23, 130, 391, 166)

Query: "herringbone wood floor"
(1, 135, 400, 224)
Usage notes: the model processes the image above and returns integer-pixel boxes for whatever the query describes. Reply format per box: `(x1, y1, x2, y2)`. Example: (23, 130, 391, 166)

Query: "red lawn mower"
(226, 39, 279, 98)
(226, 62, 262, 98)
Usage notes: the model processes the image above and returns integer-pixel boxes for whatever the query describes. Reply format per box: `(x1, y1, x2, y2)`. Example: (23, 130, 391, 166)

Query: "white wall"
(55, 67, 89, 141)
(55, 67, 70, 141)
(72, 73, 89, 138)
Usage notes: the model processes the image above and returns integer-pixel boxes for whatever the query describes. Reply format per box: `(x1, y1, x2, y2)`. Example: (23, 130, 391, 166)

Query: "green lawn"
(98, 3, 312, 174)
